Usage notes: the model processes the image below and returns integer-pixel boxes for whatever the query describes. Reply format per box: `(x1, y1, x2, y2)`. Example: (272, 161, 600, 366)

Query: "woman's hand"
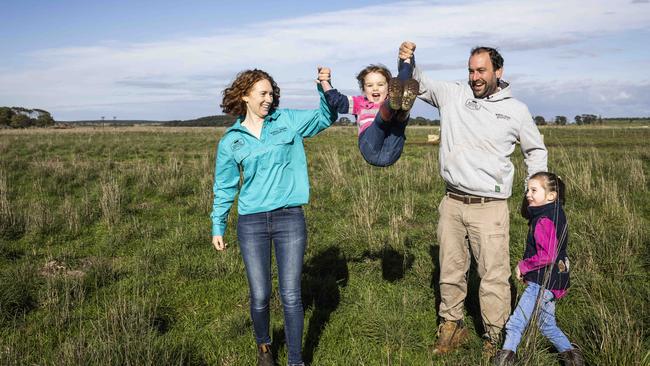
(212, 235, 228, 251)
(317, 66, 332, 91)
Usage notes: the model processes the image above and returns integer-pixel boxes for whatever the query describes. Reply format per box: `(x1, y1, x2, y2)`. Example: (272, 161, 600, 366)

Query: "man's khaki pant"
(436, 195, 511, 340)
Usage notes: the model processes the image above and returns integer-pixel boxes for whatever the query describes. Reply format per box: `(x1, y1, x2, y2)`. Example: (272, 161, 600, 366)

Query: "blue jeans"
(358, 61, 413, 167)
(358, 119, 407, 167)
(237, 206, 307, 365)
(502, 282, 573, 353)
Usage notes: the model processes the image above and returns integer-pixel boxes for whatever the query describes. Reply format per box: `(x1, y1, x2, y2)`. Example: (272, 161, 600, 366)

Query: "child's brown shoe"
(401, 78, 419, 111)
(388, 78, 403, 111)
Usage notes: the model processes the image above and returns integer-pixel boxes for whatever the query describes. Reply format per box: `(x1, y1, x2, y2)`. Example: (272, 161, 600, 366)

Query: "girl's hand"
(317, 66, 332, 91)
(212, 235, 227, 251)
(515, 265, 523, 281)
(317, 66, 331, 82)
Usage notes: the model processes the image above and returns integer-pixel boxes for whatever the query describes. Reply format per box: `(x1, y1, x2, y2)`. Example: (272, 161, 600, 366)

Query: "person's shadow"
(301, 246, 349, 365)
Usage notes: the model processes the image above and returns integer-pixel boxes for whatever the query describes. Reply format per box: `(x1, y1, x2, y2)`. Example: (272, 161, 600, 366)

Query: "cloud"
(1, 0, 649, 119)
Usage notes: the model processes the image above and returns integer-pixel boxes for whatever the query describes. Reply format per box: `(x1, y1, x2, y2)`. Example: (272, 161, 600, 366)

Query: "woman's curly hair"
(220, 69, 281, 117)
(355, 64, 392, 91)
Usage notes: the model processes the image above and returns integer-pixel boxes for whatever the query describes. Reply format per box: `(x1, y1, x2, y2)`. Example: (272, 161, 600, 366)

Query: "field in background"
(0, 125, 648, 365)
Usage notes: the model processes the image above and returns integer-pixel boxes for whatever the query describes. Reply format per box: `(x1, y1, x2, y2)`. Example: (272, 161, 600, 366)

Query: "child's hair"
(530, 171, 566, 205)
(520, 171, 566, 219)
(356, 64, 392, 91)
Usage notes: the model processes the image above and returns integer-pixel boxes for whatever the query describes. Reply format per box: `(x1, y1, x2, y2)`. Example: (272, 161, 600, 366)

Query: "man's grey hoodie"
(413, 64, 547, 199)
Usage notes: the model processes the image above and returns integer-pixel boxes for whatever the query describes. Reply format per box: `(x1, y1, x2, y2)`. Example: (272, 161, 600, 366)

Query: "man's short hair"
(470, 46, 504, 70)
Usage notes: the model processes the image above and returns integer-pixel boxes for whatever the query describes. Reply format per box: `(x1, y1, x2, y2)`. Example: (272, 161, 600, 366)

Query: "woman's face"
(243, 79, 274, 119)
(362, 72, 388, 103)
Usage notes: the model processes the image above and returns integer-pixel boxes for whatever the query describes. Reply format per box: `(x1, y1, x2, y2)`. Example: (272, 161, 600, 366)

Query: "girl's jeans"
(358, 120, 406, 167)
(237, 206, 307, 365)
(503, 282, 573, 353)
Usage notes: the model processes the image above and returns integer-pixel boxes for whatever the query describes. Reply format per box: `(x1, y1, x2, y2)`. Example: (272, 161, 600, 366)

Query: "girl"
(317, 59, 418, 167)
(211, 69, 337, 366)
(493, 172, 584, 366)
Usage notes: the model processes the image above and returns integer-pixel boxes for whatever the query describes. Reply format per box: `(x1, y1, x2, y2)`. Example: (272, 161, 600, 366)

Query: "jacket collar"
(225, 109, 280, 135)
(527, 201, 560, 220)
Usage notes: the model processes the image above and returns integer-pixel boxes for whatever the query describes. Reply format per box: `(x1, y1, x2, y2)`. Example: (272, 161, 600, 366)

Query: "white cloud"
(1, 0, 649, 120)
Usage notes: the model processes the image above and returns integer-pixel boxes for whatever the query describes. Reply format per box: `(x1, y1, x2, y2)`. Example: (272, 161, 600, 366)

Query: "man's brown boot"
(257, 343, 273, 366)
(432, 320, 469, 354)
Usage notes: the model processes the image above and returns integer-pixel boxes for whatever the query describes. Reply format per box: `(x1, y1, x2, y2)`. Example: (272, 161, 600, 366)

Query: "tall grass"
(0, 126, 647, 365)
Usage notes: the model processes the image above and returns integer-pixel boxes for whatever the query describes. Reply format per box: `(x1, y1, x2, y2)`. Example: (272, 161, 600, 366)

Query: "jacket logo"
(496, 113, 511, 120)
(269, 127, 288, 135)
(231, 139, 245, 151)
(465, 99, 481, 111)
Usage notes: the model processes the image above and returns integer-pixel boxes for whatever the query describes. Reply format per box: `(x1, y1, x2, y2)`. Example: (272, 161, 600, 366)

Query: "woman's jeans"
(237, 206, 306, 365)
(503, 282, 573, 353)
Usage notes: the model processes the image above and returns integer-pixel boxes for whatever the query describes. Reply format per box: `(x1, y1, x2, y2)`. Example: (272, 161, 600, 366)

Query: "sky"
(1, 0, 649, 121)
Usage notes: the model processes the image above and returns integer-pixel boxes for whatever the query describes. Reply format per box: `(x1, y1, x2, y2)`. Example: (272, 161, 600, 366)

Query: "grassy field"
(0, 125, 648, 365)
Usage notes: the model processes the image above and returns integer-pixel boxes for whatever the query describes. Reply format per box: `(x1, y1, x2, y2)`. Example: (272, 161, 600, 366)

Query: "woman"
(211, 69, 336, 366)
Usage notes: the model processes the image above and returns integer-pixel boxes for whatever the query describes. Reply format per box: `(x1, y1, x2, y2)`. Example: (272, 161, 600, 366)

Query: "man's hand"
(399, 41, 416, 61)
(212, 235, 227, 251)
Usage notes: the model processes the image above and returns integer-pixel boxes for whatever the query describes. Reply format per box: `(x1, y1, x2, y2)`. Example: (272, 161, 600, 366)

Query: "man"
(398, 41, 547, 356)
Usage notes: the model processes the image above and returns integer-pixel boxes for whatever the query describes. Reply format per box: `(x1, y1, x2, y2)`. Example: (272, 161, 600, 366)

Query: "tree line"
(0, 107, 55, 128)
(533, 114, 604, 126)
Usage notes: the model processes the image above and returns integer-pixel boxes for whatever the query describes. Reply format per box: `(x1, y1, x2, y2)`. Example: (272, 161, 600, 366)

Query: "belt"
(446, 192, 504, 204)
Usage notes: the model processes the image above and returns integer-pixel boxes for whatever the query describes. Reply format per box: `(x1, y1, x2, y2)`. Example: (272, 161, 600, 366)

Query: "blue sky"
(1, 0, 649, 121)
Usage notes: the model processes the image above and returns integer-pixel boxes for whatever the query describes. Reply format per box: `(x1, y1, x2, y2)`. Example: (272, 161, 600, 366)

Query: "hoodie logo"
(496, 113, 511, 120)
(465, 99, 481, 111)
(231, 139, 245, 151)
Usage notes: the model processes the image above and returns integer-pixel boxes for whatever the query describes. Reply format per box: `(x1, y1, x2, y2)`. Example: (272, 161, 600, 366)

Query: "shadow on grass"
(301, 246, 349, 365)
(352, 239, 415, 282)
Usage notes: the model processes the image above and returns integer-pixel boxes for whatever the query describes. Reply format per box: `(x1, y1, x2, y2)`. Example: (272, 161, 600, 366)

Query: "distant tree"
(554, 115, 567, 125)
(574, 115, 583, 125)
(36, 112, 55, 127)
(581, 114, 597, 125)
(0, 107, 14, 126)
(533, 115, 546, 125)
(10, 113, 31, 128)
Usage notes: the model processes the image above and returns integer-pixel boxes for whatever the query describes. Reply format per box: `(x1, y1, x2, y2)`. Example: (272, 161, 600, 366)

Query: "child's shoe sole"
(388, 78, 403, 111)
(401, 79, 419, 111)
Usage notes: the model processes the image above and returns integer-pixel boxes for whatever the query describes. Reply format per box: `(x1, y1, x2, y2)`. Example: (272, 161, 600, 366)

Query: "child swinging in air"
(317, 59, 418, 167)
(493, 172, 584, 366)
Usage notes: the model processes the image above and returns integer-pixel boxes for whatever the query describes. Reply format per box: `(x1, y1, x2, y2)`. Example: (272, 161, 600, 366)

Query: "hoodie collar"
(483, 80, 512, 102)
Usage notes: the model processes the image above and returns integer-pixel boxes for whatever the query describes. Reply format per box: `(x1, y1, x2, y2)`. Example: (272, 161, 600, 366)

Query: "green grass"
(0, 125, 648, 365)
